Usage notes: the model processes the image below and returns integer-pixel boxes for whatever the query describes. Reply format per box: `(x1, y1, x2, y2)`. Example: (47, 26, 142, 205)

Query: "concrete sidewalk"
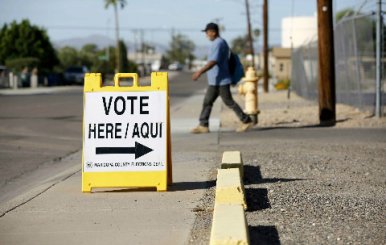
(0, 87, 222, 245)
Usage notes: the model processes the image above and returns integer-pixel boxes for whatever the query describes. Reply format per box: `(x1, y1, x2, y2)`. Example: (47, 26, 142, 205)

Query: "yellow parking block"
(215, 168, 247, 209)
(221, 151, 243, 178)
(210, 204, 250, 245)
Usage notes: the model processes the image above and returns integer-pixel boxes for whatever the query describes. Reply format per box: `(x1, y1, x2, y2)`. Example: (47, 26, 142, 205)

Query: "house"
(272, 47, 292, 81)
(127, 50, 163, 76)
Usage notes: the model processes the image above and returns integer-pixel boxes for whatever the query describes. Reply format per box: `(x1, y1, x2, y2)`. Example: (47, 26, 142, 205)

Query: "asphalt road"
(0, 71, 207, 204)
(0, 88, 83, 202)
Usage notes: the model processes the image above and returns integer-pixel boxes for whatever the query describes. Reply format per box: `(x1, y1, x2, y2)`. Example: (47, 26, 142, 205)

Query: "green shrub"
(5, 57, 40, 72)
(275, 79, 291, 90)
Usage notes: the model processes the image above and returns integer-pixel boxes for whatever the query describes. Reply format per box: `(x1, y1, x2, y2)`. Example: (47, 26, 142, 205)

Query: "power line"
(47, 25, 241, 32)
(46, 25, 308, 33)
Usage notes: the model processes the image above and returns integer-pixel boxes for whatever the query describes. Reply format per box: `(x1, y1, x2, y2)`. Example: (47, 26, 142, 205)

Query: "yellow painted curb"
(221, 151, 243, 178)
(210, 204, 250, 245)
(215, 168, 247, 209)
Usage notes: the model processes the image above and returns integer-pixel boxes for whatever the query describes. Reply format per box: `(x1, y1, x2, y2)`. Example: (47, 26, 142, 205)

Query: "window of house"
(279, 63, 284, 72)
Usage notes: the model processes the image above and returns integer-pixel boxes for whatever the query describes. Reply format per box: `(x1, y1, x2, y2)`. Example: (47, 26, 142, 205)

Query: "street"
(0, 88, 83, 203)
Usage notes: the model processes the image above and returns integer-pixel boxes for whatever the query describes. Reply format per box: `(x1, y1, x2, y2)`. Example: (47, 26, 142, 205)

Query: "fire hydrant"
(238, 67, 260, 124)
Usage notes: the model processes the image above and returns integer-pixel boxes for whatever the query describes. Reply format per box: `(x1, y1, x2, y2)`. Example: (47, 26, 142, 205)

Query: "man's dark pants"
(199, 84, 251, 127)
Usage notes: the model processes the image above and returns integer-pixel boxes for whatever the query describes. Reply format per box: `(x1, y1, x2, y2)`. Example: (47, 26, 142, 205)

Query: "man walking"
(191, 22, 253, 133)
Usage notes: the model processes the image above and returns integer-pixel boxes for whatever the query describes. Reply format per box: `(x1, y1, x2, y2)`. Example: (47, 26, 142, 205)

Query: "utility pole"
(245, 0, 255, 67)
(113, 3, 121, 73)
(317, 0, 336, 125)
(263, 0, 269, 92)
(140, 29, 145, 67)
(376, 0, 383, 117)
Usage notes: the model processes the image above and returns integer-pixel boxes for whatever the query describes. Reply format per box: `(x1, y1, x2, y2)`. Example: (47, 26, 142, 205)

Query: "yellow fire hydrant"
(238, 67, 260, 124)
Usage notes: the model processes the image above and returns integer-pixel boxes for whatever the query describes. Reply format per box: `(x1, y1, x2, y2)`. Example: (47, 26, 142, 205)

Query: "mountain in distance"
(53, 34, 167, 53)
(53, 34, 115, 49)
(53, 34, 207, 59)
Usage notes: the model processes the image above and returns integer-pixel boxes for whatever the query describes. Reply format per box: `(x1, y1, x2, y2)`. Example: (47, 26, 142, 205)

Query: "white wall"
(282, 16, 317, 48)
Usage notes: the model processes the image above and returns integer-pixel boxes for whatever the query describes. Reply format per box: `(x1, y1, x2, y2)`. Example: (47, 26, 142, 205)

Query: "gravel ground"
(241, 138, 385, 245)
(188, 170, 216, 245)
(222, 89, 386, 129)
(188, 90, 386, 245)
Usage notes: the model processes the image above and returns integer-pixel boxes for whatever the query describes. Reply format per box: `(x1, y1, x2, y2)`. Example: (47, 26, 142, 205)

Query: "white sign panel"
(83, 91, 167, 172)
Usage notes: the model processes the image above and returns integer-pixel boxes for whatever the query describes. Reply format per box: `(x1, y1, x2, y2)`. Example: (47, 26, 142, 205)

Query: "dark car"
(0, 65, 10, 88)
(63, 66, 88, 84)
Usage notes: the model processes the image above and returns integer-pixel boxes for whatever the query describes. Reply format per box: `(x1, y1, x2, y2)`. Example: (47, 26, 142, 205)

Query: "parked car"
(151, 60, 161, 72)
(0, 65, 10, 88)
(168, 62, 183, 71)
(63, 66, 88, 84)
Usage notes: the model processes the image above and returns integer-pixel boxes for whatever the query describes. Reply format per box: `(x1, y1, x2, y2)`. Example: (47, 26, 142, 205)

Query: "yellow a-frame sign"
(82, 73, 172, 192)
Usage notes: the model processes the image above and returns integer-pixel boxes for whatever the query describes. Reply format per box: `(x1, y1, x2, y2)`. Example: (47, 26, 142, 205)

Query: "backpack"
(228, 52, 244, 86)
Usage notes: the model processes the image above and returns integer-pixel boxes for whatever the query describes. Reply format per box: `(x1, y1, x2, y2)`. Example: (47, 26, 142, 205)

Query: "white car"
(151, 60, 161, 72)
(168, 63, 183, 71)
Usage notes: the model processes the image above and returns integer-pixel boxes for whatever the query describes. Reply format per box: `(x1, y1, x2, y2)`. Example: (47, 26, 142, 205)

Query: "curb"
(214, 168, 247, 209)
(210, 151, 250, 245)
(210, 204, 249, 245)
(221, 151, 244, 178)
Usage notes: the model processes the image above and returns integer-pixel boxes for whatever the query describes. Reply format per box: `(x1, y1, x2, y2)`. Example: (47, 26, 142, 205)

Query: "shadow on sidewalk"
(95, 180, 216, 193)
(247, 119, 349, 132)
(249, 225, 281, 245)
(169, 180, 216, 191)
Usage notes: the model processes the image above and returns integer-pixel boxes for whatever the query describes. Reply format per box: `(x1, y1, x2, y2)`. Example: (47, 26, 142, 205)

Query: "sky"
(0, 0, 370, 50)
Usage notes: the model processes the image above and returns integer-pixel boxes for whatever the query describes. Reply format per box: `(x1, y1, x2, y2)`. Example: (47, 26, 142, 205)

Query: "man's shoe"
(191, 125, 209, 134)
(236, 122, 253, 132)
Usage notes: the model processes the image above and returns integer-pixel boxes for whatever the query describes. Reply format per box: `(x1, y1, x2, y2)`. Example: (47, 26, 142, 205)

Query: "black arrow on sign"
(96, 142, 153, 159)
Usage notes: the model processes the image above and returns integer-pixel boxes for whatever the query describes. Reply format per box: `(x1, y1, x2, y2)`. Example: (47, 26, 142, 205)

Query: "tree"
(231, 28, 260, 57)
(253, 28, 261, 39)
(80, 44, 99, 69)
(166, 34, 195, 66)
(137, 42, 155, 54)
(0, 19, 58, 71)
(57, 46, 80, 69)
(335, 8, 381, 55)
(102, 41, 136, 73)
(57, 45, 96, 71)
(119, 40, 129, 72)
(254, 28, 261, 52)
(335, 8, 355, 22)
(231, 35, 249, 55)
(57, 42, 136, 74)
(104, 0, 127, 73)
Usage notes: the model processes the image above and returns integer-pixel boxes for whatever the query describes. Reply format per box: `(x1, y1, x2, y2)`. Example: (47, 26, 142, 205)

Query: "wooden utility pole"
(375, 0, 383, 117)
(245, 0, 255, 67)
(263, 0, 269, 92)
(113, 3, 121, 73)
(317, 0, 336, 125)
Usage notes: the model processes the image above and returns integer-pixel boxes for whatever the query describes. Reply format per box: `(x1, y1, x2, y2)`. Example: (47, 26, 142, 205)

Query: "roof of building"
(272, 48, 292, 58)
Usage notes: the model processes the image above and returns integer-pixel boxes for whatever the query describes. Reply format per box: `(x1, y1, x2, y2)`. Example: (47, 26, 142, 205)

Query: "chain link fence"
(291, 11, 385, 115)
(291, 35, 319, 101)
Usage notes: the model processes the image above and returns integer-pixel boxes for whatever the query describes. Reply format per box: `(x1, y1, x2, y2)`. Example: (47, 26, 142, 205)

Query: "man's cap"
(202, 22, 219, 32)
